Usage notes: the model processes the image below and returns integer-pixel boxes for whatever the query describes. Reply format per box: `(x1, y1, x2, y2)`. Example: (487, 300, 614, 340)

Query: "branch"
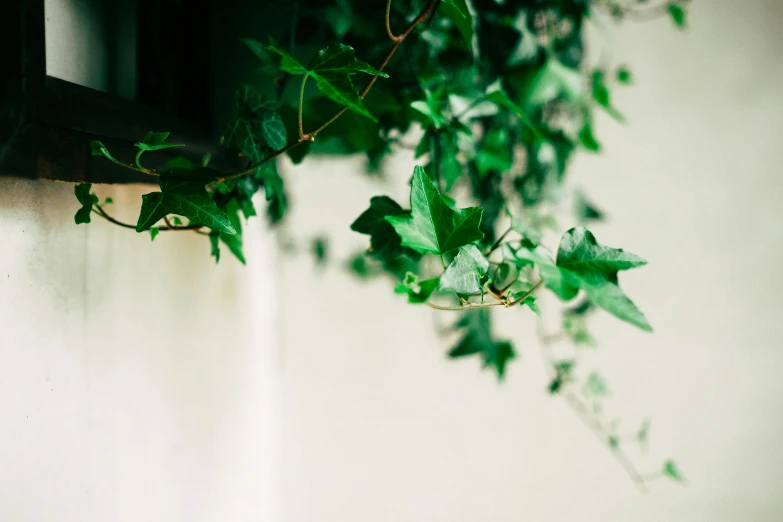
(385, 0, 403, 42)
(561, 390, 649, 492)
(426, 279, 544, 311)
(93, 205, 202, 232)
(213, 0, 440, 186)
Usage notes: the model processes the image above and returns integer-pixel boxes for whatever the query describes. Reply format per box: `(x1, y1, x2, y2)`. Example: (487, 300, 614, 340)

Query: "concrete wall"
(1, 1, 281, 520)
(278, 1, 783, 521)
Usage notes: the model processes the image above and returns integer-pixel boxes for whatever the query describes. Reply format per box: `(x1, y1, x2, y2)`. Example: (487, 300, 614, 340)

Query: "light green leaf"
(440, 245, 489, 295)
(149, 228, 159, 242)
(591, 71, 624, 122)
(663, 460, 685, 482)
(585, 372, 608, 396)
(395, 272, 440, 303)
(509, 227, 651, 331)
(386, 166, 484, 255)
(526, 58, 584, 107)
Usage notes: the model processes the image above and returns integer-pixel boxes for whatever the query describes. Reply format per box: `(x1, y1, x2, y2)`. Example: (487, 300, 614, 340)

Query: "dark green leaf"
(668, 4, 686, 28)
(89, 140, 118, 163)
(136, 179, 236, 235)
(448, 309, 515, 379)
(219, 201, 246, 264)
(135, 131, 184, 152)
(209, 231, 221, 263)
(265, 45, 308, 74)
(579, 122, 601, 151)
(312, 236, 328, 265)
(386, 166, 484, 255)
(440, 0, 473, 45)
(307, 43, 388, 77)
(351, 196, 408, 261)
(225, 86, 287, 162)
(439, 245, 489, 295)
(74, 183, 99, 224)
(617, 66, 632, 84)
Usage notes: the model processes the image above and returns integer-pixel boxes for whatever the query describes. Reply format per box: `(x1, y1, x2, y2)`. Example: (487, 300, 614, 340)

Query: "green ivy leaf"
(307, 43, 388, 77)
(509, 227, 651, 331)
(219, 200, 246, 264)
(439, 245, 489, 295)
(73, 183, 99, 224)
(265, 45, 308, 74)
(312, 236, 329, 265)
(585, 372, 608, 396)
(476, 129, 513, 177)
(135, 131, 184, 152)
(260, 164, 287, 224)
(591, 71, 624, 122)
(311, 72, 376, 121)
(617, 66, 632, 84)
(637, 420, 651, 447)
(386, 166, 484, 255)
(351, 196, 408, 261)
(395, 272, 440, 303)
(663, 460, 685, 482)
(136, 178, 236, 235)
(668, 4, 686, 29)
(579, 121, 601, 152)
(89, 140, 118, 163)
(441, 0, 468, 18)
(440, 0, 473, 45)
(209, 231, 221, 263)
(448, 309, 515, 380)
(224, 86, 287, 161)
(149, 228, 159, 242)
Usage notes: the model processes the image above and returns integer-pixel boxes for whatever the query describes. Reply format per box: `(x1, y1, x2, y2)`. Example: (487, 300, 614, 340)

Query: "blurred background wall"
(278, 1, 783, 521)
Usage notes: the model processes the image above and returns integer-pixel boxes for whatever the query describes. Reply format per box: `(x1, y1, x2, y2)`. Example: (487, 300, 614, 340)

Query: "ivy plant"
(75, 0, 691, 491)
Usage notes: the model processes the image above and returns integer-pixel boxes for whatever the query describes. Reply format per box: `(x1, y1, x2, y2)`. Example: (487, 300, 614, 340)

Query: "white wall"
(0, 181, 281, 522)
(278, 1, 783, 521)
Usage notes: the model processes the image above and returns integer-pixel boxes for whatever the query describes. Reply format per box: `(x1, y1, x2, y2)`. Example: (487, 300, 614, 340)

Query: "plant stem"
(93, 205, 201, 232)
(562, 391, 649, 493)
(385, 0, 403, 42)
(484, 227, 512, 256)
(298, 74, 309, 140)
(214, 0, 440, 186)
(507, 279, 544, 307)
(135, 150, 145, 171)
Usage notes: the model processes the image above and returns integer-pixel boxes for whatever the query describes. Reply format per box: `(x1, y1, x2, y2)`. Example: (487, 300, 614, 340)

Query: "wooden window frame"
(0, 0, 243, 184)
